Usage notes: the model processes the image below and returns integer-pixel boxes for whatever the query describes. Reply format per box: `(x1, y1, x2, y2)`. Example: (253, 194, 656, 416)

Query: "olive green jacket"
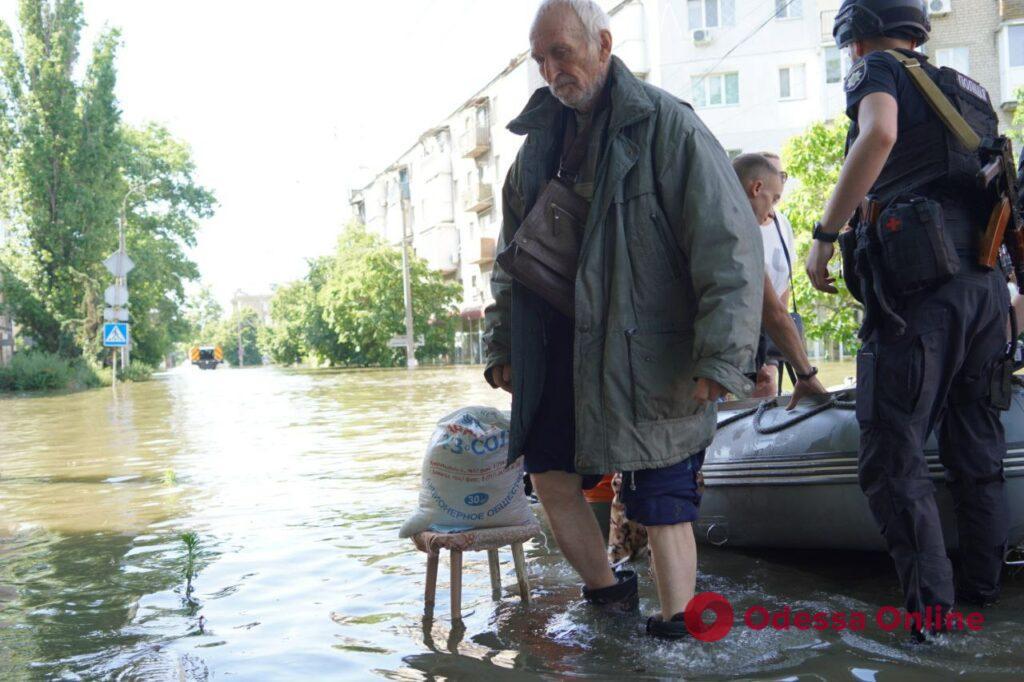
(485, 57, 763, 473)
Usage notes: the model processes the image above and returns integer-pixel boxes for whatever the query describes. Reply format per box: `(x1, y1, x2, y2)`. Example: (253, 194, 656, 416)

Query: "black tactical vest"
(846, 52, 998, 208)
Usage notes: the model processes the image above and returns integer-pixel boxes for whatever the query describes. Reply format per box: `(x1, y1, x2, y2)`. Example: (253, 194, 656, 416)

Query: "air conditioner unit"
(928, 0, 951, 16)
(692, 28, 713, 45)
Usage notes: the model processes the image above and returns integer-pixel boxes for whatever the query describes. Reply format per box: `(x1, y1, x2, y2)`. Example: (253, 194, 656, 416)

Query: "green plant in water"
(180, 531, 200, 599)
(163, 469, 178, 486)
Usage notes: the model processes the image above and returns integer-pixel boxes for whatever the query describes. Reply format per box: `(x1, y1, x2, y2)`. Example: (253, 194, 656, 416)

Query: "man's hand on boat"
(489, 364, 513, 394)
(788, 374, 828, 411)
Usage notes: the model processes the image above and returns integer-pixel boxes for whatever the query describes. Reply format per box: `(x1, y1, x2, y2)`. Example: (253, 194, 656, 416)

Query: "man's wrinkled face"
(748, 171, 784, 225)
(530, 6, 611, 111)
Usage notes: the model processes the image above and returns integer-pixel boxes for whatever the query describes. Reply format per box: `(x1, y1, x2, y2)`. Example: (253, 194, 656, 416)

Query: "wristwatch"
(812, 221, 840, 243)
(795, 366, 819, 381)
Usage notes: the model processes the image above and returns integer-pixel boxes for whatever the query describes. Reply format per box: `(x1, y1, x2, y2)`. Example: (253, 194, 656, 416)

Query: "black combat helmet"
(833, 0, 931, 48)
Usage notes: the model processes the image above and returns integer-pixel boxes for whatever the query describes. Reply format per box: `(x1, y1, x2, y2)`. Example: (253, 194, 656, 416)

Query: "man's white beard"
(552, 68, 608, 111)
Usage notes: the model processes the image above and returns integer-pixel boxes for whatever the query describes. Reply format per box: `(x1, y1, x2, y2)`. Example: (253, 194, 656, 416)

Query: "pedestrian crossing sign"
(103, 322, 129, 348)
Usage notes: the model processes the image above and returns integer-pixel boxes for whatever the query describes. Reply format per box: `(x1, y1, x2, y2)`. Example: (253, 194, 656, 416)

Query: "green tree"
(184, 284, 224, 341)
(295, 222, 460, 367)
(0, 2, 214, 367)
(210, 308, 264, 367)
(119, 123, 215, 366)
(781, 118, 862, 351)
(262, 280, 312, 365)
(0, 1, 121, 355)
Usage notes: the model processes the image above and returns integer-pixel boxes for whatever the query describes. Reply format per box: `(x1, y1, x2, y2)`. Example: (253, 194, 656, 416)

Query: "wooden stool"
(412, 524, 540, 621)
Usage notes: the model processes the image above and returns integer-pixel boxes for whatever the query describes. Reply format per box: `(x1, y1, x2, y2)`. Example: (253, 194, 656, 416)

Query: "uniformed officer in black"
(806, 0, 1010, 635)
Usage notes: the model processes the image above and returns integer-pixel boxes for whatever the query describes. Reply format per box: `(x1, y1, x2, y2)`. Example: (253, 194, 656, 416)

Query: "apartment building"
(350, 0, 1021, 363)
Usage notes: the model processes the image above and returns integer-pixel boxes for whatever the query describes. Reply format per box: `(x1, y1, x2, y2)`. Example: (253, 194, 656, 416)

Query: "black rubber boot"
(646, 612, 689, 639)
(581, 569, 638, 612)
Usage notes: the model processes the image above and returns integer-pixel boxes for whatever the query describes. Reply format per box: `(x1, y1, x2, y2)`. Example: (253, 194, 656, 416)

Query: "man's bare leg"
(646, 522, 697, 619)
(531, 470, 616, 590)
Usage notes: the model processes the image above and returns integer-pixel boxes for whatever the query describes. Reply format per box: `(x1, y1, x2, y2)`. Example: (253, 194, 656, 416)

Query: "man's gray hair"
(532, 0, 611, 44)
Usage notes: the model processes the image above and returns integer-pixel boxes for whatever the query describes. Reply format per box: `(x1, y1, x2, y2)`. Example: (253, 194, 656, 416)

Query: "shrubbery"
(0, 351, 72, 391)
(0, 351, 152, 392)
(119, 362, 154, 383)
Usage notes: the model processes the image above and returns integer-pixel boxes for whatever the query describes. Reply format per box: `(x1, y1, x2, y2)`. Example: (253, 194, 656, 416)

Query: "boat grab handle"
(750, 395, 856, 435)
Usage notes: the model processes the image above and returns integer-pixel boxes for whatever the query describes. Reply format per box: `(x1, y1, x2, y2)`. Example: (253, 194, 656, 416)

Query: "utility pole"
(237, 315, 244, 368)
(399, 169, 418, 369)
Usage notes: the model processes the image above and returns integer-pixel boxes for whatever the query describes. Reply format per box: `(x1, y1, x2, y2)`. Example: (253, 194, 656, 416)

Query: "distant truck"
(190, 345, 224, 370)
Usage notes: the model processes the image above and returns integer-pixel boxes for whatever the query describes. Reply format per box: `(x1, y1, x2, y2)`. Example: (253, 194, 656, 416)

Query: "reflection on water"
(1, 366, 1023, 679)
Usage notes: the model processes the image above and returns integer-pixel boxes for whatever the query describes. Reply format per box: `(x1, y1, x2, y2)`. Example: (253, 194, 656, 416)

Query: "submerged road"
(1, 365, 1022, 679)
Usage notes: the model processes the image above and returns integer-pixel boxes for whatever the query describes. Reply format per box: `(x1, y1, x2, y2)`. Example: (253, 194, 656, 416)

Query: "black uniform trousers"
(856, 262, 1010, 616)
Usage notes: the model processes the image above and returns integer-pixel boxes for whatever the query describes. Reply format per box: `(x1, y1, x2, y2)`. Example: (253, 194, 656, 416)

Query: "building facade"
(350, 0, 1022, 363)
(231, 290, 273, 326)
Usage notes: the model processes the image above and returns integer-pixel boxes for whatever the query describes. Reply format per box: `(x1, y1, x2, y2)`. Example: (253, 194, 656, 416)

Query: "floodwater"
(1, 365, 1023, 680)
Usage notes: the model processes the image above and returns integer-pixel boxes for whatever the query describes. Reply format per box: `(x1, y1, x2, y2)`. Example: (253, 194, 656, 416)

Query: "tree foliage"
(0, 0, 213, 367)
(207, 308, 264, 367)
(264, 223, 461, 367)
(781, 118, 862, 351)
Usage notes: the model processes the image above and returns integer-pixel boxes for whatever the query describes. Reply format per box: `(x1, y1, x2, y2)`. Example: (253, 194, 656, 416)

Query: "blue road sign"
(103, 322, 129, 348)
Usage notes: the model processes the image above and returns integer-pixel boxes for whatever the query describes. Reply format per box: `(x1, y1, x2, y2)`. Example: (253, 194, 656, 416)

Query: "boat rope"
(742, 393, 857, 435)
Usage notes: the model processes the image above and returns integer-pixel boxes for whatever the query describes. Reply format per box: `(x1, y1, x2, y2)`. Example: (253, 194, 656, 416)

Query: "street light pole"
(399, 173, 418, 369)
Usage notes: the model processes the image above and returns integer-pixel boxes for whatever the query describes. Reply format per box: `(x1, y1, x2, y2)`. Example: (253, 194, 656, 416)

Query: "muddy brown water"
(1, 366, 1022, 680)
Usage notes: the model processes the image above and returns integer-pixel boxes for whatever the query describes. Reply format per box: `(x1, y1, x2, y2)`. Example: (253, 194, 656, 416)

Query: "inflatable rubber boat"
(696, 385, 1024, 551)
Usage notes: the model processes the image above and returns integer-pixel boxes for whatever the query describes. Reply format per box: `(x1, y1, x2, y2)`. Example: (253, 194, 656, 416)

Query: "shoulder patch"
(844, 60, 867, 93)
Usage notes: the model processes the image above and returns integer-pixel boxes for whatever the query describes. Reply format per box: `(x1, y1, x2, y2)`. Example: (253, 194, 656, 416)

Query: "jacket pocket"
(626, 329, 700, 423)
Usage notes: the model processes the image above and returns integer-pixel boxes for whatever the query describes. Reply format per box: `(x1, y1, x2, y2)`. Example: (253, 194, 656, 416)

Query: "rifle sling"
(885, 50, 980, 153)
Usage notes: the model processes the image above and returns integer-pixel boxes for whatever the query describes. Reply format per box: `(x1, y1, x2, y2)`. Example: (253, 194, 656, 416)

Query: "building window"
(779, 65, 806, 100)
(1010, 24, 1024, 68)
(688, 0, 735, 30)
(935, 46, 970, 75)
(776, 0, 802, 19)
(691, 72, 739, 107)
(998, 22, 1024, 103)
(825, 46, 842, 83)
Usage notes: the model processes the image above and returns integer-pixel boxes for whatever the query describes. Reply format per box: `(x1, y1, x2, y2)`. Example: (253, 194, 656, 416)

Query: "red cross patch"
(884, 215, 902, 232)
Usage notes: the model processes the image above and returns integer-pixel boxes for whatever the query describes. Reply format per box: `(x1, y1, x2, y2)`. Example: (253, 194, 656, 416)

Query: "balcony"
(417, 223, 460, 275)
(461, 183, 494, 213)
(1003, 1, 1024, 21)
(460, 124, 491, 159)
(467, 237, 496, 265)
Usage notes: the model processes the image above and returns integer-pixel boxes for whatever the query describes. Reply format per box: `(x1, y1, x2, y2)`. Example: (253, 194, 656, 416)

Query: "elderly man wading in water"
(484, 0, 763, 637)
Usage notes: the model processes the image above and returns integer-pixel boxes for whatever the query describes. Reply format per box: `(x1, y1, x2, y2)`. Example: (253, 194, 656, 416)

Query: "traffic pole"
(400, 194, 418, 369)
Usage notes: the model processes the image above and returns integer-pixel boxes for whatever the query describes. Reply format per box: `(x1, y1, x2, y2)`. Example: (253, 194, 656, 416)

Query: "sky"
(0, 0, 543, 307)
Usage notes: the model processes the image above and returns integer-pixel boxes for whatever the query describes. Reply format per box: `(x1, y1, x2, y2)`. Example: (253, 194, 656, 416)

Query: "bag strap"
(772, 214, 798, 315)
(885, 49, 980, 153)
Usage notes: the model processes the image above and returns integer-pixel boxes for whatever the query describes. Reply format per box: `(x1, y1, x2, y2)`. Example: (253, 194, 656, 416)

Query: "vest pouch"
(495, 179, 588, 318)
(838, 226, 864, 303)
(876, 197, 959, 296)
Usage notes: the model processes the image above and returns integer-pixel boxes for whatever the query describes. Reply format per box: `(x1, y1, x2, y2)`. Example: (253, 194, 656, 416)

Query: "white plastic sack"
(399, 406, 535, 537)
